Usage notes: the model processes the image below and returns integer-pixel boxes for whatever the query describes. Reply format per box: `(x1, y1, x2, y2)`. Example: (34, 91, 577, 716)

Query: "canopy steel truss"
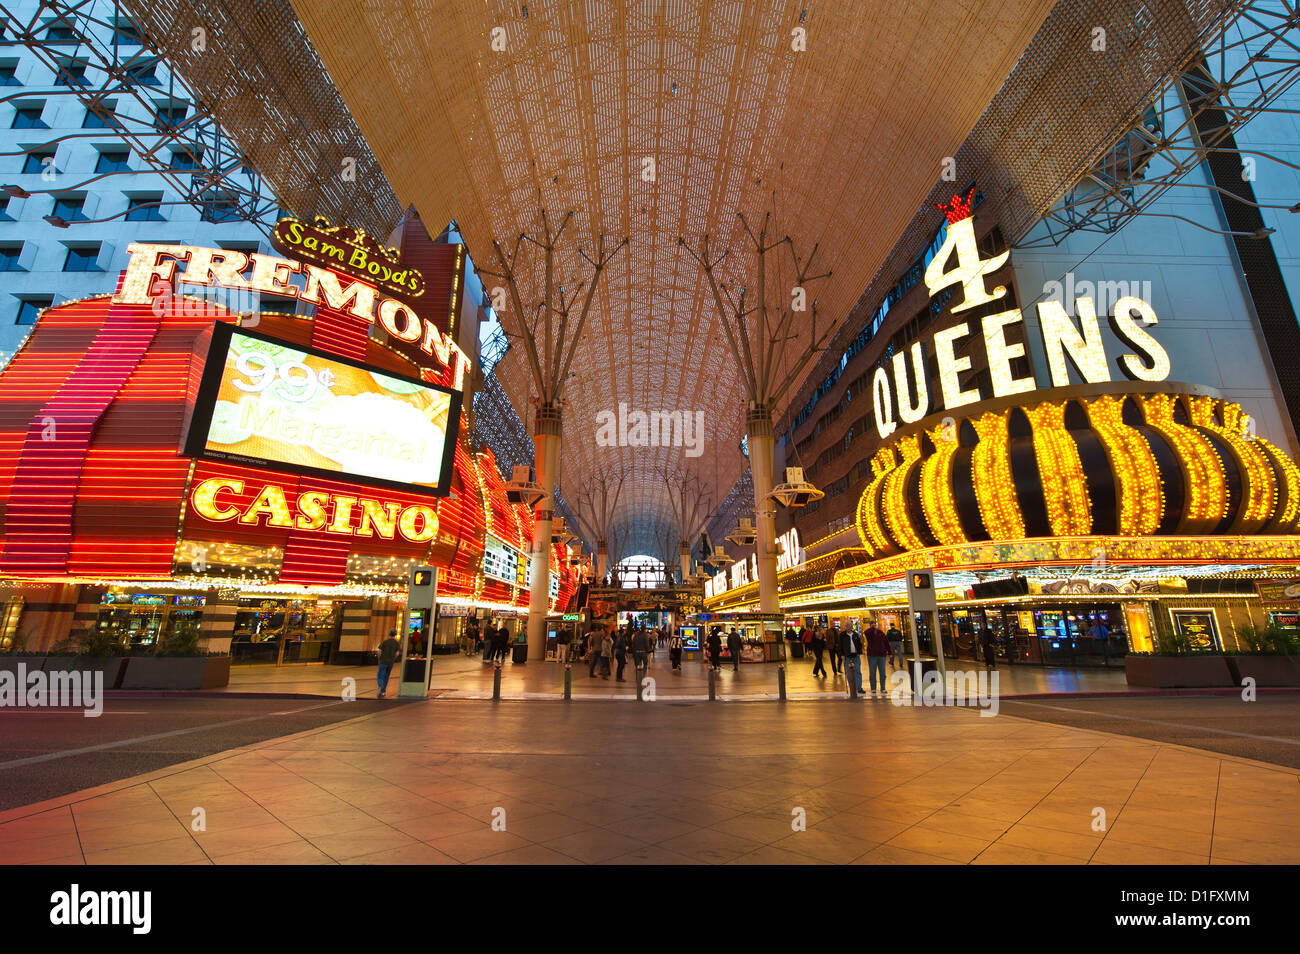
(1019, 0, 1300, 247)
(0, 0, 295, 229)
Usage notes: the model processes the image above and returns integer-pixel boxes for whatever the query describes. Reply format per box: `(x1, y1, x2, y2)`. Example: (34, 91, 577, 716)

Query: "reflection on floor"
(1, 698, 1294, 864)
(223, 653, 1130, 700)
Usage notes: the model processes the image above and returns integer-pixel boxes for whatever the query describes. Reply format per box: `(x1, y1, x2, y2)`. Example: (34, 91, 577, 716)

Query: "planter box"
(121, 656, 232, 689)
(1226, 655, 1300, 688)
(72, 657, 128, 690)
(1125, 655, 1233, 688)
(0, 655, 51, 677)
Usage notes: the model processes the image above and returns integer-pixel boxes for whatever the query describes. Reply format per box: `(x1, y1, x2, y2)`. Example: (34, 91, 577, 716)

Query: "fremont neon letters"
(113, 243, 469, 390)
(191, 477, 438, 543)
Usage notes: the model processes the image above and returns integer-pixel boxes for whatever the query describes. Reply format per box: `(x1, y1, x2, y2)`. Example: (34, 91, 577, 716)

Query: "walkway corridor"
(1, 697, 1295, 865)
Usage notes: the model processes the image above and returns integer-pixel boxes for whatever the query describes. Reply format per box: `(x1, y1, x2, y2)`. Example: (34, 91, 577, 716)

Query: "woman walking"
(810, 626, 827, 678)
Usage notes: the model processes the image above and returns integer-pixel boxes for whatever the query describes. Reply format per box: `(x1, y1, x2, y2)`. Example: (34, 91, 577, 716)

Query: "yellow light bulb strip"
(919, 424, 966, 545)
(881, 434, 927, 551)
(1256, 439, 1300, 531)
(1024, 400, 1091, 535)
(1189, 397, 1275, 529)
(970, 410, 1026, 539)
(855, 447, 898, 556)
(1139, 393, 1227, 528)
(1084, 394, 1163, 535)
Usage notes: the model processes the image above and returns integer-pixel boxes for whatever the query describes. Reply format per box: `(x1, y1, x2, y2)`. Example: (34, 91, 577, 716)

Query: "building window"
(95, 150, 130, 173)
(0, 245, 24, 271)
(53, 59, 88, 86)
(200, 190, 240, 223)
(11, 105, 47, 129)
(0, 63, 19, 86)
(63, 245, 102, 272)
(0, 197, 12, 221)
(125, 195, 164, 221)
(22, 150, 55, 175)
(125, 60, 159, 85)
(51, 196, 86, 222)
(153, 104, 187, 131)
(16, 297, 51, 325)
(44, 24, 82, 43)
(112, 22, 143, 46)
(83, 103, 118, 128)
(169, 148, 202, 170)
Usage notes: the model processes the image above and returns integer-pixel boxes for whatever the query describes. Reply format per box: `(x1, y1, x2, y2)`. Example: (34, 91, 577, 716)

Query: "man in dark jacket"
(810, 626, 827, 678)
(827, 626, 842, 675)
(632, 626, 649, 676)
(376, 628, 402, 698)
(841, 627, 864, 695)
(494, 623, 511, 663)
(863, 620, 890, 694)
(726, 628, 743, 671)
(707, 627, 723, 671)
(614, 628, 628, 681)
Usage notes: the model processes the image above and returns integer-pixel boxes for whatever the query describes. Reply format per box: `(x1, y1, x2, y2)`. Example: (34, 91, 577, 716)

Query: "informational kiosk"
(906, 568, 945, 690)
(398, 566, 438, 698)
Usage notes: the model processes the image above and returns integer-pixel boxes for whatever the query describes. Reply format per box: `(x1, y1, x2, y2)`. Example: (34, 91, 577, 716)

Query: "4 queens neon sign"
(871, 204, 1171, 440)
(114, 243, 470, 391)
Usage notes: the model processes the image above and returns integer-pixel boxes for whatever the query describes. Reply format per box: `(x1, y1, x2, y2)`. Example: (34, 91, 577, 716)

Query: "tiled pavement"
(224, 653, 1129, 700)
(2, 697, 1296, 864)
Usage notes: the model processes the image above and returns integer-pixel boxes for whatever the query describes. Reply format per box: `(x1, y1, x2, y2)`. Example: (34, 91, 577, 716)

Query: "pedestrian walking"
(863, 620, 890, 694)
(827, 625, 842, 675)
(615, 628, 628, 681)
(841, 627, 864, 695)
(886, 622, 904, 670)
(810, 626, 827, 678)
(556, 626, 571, 664)
(669, 629, 683, 671)
(600, 630, 614, 679)
(727, 628, 742, 671)
(494, 623, 511, 662)
(632, 626, 649, 678)
(980, 626, 996, 670)
(376, 628, 402, 698)
(707, 627, 723, 671)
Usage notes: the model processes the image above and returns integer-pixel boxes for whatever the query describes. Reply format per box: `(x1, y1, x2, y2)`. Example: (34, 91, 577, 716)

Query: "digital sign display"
(185, 323, 461, 495)
(483, 534, 526, 585)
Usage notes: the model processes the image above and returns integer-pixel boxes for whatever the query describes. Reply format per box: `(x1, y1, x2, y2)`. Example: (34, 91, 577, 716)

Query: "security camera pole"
(479, 212, 627, 660)
(680, 213, 831, 614)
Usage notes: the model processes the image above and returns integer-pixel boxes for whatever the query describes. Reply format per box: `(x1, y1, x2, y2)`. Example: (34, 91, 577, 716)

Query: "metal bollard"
(493, 660, 502, 701)
(708, 666, 716, 701)
(847, 658, 858, 700)
(563, 663, 571, 700)
(777, 663, 787, 701)
(636, 663, 644, 702)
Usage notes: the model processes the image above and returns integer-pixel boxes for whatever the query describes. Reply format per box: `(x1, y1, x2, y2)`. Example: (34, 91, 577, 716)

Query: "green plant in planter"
(1149, 627, 1200, 656)
(1237, 621, 1298, 656)
(1, 629, 30, 654)
(78, 627, 128, 657)
(153, 627, 203, 657)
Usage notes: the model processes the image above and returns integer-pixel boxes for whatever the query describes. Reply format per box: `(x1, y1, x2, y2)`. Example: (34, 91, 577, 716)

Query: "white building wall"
(1012, 60, 1300, 457)
(0, 0, 272, 365)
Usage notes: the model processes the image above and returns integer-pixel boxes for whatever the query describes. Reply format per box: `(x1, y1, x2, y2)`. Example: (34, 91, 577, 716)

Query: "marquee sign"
(271, 216, 426, 305)
(870, 190, 1171, 440)
(189, 476, 439, 543)
(113, 243, 470, 389)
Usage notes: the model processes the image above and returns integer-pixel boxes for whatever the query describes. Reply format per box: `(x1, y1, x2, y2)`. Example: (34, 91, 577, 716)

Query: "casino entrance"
(230, 597, 343, 666)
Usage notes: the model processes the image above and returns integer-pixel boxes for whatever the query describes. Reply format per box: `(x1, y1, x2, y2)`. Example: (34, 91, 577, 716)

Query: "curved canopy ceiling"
(273, 0, 1058, 555)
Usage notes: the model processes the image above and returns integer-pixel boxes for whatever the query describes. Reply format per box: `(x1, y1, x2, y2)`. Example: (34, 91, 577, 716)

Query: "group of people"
(579, 623, 675, 680)
(705, 627, 745, 671)
(463, 620, 513, 662)
(788, 620, 906, 694)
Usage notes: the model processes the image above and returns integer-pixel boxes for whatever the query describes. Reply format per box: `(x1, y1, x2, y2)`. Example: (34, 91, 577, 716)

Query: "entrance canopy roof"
(122, 0, 1239, 557)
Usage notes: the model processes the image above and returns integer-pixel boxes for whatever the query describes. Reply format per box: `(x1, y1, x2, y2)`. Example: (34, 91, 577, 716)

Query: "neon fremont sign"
(113, 243, 470, 389)
(870, 201, 1171, 439)
(190, 476, 439, 543)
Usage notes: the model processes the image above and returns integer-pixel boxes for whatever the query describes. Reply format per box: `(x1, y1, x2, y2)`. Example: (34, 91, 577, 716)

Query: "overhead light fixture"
(769, 467, 825, 509)
(503, 464, 545, 508)
(725, 518, 757, 547)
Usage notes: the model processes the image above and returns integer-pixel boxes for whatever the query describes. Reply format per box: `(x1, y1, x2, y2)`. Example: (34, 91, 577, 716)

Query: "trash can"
(511, 641, 528, 664)
(905, 657, 939, 690)
(787, 640, 805, 659)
